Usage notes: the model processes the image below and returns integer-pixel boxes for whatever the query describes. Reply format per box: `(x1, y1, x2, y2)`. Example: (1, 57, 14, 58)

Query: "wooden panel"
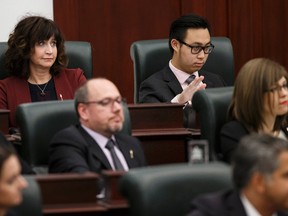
(128, 103, 199, 165)
(229, 0, 288, 73)
(54, 0, 288, 100)
(53, 0, 80, 40)
(54, 0, 180, 103)
(181, 0, 229, 36)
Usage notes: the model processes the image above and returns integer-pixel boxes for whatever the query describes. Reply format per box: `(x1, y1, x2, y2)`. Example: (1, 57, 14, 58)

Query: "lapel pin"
(130, 150, 134, 159)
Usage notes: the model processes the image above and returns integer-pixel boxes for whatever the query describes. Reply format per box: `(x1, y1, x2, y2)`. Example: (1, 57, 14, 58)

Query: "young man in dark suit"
(139, 13, 226, 103)
(187, 134, 288, 216)
(49, 78, 146, 174)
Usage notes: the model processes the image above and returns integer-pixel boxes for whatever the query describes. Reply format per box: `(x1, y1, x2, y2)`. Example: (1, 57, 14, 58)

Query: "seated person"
(0, 141, 28, 216)
(221, 58, 288, 163)
(49, 78, 147, 174)
(0, 132, 34, 175)
(187, 134, 288, 216)
(0, 15, 86, 129)
(139, 13, 226, 103)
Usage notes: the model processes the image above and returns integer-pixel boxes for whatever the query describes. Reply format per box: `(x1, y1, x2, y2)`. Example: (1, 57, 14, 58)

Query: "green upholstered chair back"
(0, 41, 93, 79)
(12, 176, 43, 216)
(64, 41, 93, 79)
(16, 100, 131, 174)
(192, 87, 234, 161)
(119, 162, 232, 216)
(130, 37, 235, 103)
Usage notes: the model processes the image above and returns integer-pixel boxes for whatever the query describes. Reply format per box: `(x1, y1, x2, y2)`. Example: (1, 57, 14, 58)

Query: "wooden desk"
(35, 173, 106, 215)
(35, 172, 128, 216)
(128, 103, 200, 165)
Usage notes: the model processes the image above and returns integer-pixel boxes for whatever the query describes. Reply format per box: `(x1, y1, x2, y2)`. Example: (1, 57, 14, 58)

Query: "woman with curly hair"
(0, 15, 86, 128)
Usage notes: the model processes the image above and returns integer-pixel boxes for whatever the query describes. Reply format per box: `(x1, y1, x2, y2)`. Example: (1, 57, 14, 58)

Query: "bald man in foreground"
(49, 78, 146, 174)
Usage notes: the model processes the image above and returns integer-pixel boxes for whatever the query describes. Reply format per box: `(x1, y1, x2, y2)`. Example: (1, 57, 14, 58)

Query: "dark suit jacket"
(139, 65, 226, 103)
(220, 120, 288, 163)
(220, 121, 250, 163)
(187, 189, 288, 216)
(48, 124, 147, 174)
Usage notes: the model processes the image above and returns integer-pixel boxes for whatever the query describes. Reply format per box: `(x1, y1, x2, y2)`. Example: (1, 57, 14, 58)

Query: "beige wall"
(0, 0, 53, 41)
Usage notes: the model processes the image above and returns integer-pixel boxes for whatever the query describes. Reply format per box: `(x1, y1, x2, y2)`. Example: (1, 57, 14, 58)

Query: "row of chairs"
(11, 162, 232, 216)
(15, 87, 234, 174)
(1, 37, 234, 105)
(7, 38, 235, 215)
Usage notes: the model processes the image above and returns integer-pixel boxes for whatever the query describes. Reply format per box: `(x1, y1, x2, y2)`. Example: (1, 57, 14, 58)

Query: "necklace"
(35, 81, 49, 96)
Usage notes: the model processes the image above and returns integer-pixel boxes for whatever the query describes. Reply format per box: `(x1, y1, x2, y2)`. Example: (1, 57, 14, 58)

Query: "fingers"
(178, 76, 206, 103)
(189, 76, 204, 87)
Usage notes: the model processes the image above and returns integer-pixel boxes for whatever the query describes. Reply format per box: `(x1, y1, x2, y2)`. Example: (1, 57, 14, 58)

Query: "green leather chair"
(119, 162, 232, 216)
(15, 100, 131, 174)
(0, 41, 93, 79)
(130, 37, 235, 103)
(192, 87, 234, 161)
(12, 176, 43, 216)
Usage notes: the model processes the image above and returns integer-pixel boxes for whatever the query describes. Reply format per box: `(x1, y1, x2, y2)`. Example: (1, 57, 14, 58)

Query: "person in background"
(0, 15, 86, 129)
(139, 13, 226, 103)
(0, 132, 34, 174)
(49, 78, 146, 174)
(221, 58, 288, 163)
(187, 134, 288, 216)
(0, 142, 28, 216)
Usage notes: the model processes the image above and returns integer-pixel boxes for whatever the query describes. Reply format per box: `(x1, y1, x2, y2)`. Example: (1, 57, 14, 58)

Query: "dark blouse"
(28, 78, 57, 102)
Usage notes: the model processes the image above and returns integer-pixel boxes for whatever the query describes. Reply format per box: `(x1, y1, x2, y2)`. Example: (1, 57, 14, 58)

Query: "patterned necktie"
(105, 139, 125, 171)
(185, 74, 196, 85)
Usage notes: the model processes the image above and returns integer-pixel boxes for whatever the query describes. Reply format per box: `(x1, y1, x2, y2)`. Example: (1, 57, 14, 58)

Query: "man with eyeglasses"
(139, 13, 226, 103)
(48, 78, 146, 174)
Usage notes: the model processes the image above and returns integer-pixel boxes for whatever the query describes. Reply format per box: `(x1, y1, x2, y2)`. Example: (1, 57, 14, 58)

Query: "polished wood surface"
(54, 0, 288, 102)
(54, 0, 179, 103)
(34, 172, 128, 216)
(129, 103, 199, 165)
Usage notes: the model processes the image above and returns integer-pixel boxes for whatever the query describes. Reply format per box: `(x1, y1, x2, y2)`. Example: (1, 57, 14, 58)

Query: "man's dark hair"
(232, 133, 288, 189)
(169, 13, 211, 53)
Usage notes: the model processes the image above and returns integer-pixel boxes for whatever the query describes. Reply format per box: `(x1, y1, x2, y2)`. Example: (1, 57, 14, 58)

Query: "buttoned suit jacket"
(48, 124, 147, 174)
(187, 189, 288, 216)
(139, 65, 226, 103)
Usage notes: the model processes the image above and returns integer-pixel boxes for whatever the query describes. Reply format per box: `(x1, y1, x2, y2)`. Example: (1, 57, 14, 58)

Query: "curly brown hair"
(5, 15, 68, 78)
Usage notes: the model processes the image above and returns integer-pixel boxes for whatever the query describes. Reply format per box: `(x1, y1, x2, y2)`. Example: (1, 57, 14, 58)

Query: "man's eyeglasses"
(81, 97, 126, 108)
(177, 39, 214, 54)
(267, 84, 288, 93)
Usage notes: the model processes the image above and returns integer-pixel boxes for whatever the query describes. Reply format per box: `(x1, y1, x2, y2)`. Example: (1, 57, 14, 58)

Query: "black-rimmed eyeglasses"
(178, 39, 214, 54)
(266, 84, 288, 93)
(80, 97, 126, 108)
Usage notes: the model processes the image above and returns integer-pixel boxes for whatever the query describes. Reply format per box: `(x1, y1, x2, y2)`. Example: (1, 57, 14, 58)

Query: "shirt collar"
(81, 124, 115, 148)
(240, 192, 277, 216)
(169, 60, 199, 85)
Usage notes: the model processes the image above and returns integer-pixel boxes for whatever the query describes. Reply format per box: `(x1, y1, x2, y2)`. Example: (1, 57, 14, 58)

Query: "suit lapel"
(199, 69, 214, 87)
(77, 125, 112, 169)
(163, 66, 183, 95)
(226, 191, 247, 216)
(115, 135, 134, 168)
